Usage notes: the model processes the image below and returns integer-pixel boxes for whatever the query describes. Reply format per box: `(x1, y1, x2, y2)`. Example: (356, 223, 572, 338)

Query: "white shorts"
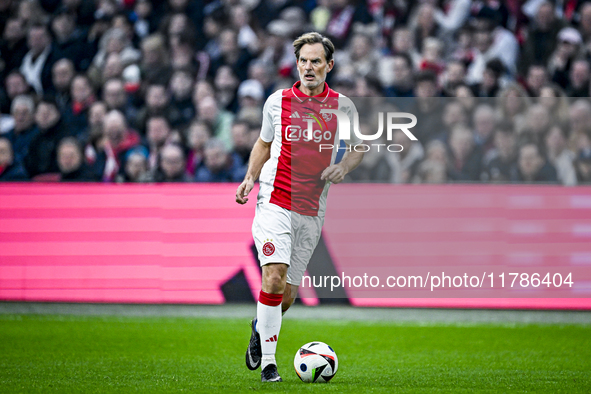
(252, 202, 323, 286)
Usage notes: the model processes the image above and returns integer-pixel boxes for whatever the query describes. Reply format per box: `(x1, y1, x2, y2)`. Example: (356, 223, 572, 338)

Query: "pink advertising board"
(0, 183, 590, 309)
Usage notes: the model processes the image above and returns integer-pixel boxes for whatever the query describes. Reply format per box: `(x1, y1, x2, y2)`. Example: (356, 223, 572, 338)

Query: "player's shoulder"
(263, 89, 288, 108)
(333, 90, 356, 111)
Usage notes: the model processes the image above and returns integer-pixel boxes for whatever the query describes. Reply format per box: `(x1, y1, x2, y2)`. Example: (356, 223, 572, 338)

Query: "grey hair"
(11, 94, 35, 114)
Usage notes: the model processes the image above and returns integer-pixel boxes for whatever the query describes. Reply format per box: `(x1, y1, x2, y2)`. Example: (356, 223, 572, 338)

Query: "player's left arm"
(320, 147, 364, 184)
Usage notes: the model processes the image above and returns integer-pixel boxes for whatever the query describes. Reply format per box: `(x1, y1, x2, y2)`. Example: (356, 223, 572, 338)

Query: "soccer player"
(235, 32, 364, 382)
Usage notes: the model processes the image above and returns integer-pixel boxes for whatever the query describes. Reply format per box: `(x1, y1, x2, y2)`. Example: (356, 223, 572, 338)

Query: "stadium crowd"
(1, 0, 591, 185)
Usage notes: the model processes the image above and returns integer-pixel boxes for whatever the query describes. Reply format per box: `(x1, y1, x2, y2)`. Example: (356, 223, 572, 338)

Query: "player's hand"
(321, 164, 347, 184)
(236, 178, 254, 204)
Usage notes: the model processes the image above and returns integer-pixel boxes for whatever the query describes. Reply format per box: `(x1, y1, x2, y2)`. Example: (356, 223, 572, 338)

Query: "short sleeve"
(340, 96, 363, 147)
(259, 96, 275, 143)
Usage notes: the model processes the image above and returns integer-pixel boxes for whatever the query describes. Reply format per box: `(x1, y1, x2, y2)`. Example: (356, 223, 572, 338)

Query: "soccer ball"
(293, 341, 338, 383)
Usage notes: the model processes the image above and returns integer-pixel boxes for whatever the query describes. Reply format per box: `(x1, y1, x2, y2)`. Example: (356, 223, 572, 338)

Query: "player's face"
(297, 43, 334, 93)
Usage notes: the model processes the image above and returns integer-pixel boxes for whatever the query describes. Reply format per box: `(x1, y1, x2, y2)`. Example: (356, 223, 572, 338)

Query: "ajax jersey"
(258, 81, 361, 217)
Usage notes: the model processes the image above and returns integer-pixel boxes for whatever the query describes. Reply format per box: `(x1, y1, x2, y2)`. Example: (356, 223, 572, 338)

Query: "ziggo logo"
(285, 125, 333, 143)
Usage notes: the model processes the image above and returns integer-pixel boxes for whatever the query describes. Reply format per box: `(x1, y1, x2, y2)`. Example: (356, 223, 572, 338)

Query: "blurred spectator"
(66, 73, 95, 136)
(198, 95, 234, 150)
(25, 96, 71, 178)
(538, 84, 571, 125)
(140, 33, 171, 84)
(95, 109, 141, 181)
(229, 4, 259, 53)
(545, 123, 577, 186)
(16, 0, 46, 25)
(84, 100, 107, 163)
(215, 65, 239, 113)
(441, 60, 466, 97)
(335, 32, 380, 79)
(91, 27, 140, 72)
(511, 143, 558, 183)
(0, 71, 32, 115)
(575, 148, 591, 184)
(382, 52, 415, 98)
(466, 18, 518, 83)
(548, 27, 582, 89)
(57, 137, 97, 181)
(0, 18, 28, 79)
(186, 120, 210, 176)
(496, 83, 531, 133)
(387, 129, 424, 183)
(447, 124, 482, 181)
(454, 83, 477, 115)
(102, 78, 135, 123)
(147, 143, 191, 182)
(391, 26, 420, 63)
(117, 147, 148, 183)
(441, 100, 468, 140)
(418, 37, 445, 76)
(146, 115, 171, 170)
(519, 1, 566, 77)
(413, 159, 447, 183)
(162, 12, 196, 51)
(579, 3, 591, 43)
(248, 60, 276, 99)
(20, 23, 57, 94)
(132, 0, 157, 40)
(482, 121, 517, 183)
(473, 104, 497, 156)
(473, 58, 505, 98)
(409, 70, 442, 143)
(523, 64, 548, 97)
(412, 3, 438, 54)
(420, 139, 450, 175)
(237, 79, 264, 112)
(566, 58, 590, 97)
(195, 137, 245, 182)
(0, 136, 28, 181)
(520, 104, 552, 147)
(568, 99, 591, 154)
(322, 0, 373, 49)
(136, 83, 179, 132)
(168, 69, 195, 127)
(209, 28, 254, 81)
(230, 119, 254, 166)
(50, 7, 92, 71)
(434, 0, 471, 33)
(49, 58, 75, 110)
(6, 94, 38, 163)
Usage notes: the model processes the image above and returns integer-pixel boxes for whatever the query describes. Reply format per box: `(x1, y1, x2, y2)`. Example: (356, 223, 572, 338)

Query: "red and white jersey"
(258, 81, 361, 217)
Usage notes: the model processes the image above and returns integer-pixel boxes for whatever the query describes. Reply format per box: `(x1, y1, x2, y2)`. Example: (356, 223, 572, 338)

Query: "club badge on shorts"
(262, 240, 275, 256)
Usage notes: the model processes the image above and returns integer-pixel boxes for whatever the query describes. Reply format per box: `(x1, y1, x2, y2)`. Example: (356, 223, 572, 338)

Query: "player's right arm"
(236, 137, 272, 204)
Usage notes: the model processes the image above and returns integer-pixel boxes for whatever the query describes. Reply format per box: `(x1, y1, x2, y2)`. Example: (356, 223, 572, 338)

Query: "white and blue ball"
(293, 341, 338, 383)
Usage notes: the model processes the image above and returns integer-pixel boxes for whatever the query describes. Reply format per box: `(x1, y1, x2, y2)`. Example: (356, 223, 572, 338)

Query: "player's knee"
(266, 274, 285, 293)
(262, 265, 287, 294)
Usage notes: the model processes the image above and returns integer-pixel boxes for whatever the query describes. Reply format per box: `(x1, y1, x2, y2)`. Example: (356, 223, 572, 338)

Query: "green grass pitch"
(1, 313, 590, 393)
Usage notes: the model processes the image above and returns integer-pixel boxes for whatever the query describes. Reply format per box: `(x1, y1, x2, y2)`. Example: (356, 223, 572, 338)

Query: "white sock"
(257, 290, 282, 370)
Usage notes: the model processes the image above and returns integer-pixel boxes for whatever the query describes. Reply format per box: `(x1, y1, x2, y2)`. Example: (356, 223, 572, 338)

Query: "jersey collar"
(291, 81, 331, 103)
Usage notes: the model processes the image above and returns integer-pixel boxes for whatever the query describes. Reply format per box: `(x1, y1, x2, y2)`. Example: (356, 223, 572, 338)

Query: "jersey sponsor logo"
(284, 125, 333, 143)
(290, 111, 301, 119)
(262, 242, 275, 256)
